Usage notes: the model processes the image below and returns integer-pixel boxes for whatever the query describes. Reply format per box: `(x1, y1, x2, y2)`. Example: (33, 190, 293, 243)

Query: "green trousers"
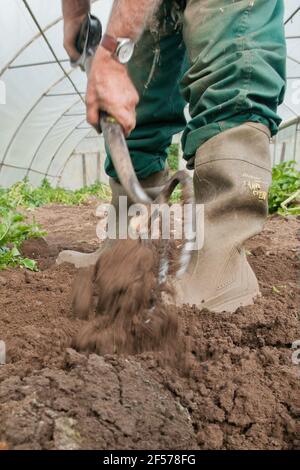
(105, 0, 286, 180)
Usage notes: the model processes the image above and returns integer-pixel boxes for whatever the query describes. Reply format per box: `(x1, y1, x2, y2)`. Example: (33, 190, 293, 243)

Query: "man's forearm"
(62, 0, 90, 21)
(107, 0, 161, 42)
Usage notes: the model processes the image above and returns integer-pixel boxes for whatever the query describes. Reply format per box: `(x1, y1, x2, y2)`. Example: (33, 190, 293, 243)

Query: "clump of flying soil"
(71, 238, 186, 363)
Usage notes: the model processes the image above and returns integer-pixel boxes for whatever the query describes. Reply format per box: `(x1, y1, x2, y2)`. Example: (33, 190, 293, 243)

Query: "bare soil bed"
(0, 202, 299, 450)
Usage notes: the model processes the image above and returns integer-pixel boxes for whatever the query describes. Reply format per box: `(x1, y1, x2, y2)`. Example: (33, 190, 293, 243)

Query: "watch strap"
(101, 33, 118, 55)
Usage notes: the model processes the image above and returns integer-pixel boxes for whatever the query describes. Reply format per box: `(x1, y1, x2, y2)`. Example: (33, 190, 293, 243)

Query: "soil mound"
(0, 205, 299, 450)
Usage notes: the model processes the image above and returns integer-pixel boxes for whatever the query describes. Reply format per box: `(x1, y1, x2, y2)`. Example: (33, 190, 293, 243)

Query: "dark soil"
(0, 203, 299, 450)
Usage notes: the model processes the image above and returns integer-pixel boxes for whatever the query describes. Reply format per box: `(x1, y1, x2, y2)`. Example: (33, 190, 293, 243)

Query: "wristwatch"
(101, 33, 135, 64)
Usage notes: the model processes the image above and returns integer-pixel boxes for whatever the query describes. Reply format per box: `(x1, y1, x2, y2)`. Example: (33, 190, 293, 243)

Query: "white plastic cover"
(0, 0, 299, 189)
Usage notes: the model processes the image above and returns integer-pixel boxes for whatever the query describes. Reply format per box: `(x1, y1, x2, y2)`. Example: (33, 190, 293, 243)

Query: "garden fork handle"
(100, 113, 152, 205)
(77, 15, 152, 205)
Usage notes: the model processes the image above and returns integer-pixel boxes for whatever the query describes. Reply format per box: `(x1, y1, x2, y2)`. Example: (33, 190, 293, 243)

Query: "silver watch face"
(117, 39, 135, 64)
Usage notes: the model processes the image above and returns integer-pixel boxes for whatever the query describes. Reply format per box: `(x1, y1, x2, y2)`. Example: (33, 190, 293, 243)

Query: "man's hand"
(62, 0, 159, 135)
(63, 15, 86, 61)
(62, 0, 90, 61)
(86, 47, 139, 136)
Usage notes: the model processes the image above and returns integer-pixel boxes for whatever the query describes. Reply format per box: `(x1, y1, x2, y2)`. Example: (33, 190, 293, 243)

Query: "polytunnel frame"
(24, 97, 83, 178)
(44, 117, 87, 177)
(56, 128, 101, 186)
(0, 0, 102, 184)
(0, 72, 84, 173)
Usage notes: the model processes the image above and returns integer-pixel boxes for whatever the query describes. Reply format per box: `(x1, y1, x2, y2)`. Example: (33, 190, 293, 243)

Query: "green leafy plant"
(0, 178, 111, 209)
(0, 207, 45, 271)
(269, 160, 300, 215)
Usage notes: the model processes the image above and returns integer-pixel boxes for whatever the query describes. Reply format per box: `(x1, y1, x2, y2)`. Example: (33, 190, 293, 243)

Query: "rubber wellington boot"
(56, 168, 169, 268)
(176, 122, 272, 312)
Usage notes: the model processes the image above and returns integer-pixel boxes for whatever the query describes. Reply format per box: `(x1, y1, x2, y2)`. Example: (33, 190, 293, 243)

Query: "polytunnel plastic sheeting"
(0, 0, 112, 189)
(0, 0, 299, 190)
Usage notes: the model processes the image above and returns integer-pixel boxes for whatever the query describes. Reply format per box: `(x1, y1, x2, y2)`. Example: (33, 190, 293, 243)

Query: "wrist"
(98, 44, 127, 68)
(100, 34, 135, 65)
(98, 45, 114, 59)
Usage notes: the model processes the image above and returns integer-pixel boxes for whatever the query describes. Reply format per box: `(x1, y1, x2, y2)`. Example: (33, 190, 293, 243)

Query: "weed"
(269, 160, 300, 215)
